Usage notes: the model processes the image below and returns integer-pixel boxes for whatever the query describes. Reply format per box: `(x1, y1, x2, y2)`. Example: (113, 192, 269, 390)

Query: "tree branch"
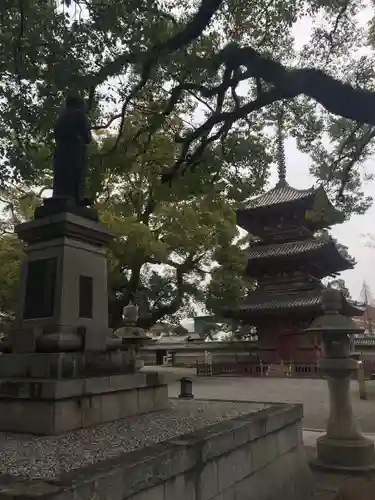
(217, 44, 375, 125)
(160, 86, 287, 185)
(158, 44, 375, 185)
(322, 0, 351, 68)
(87, 0, 223, 104)
(87, 6, 375, 195)
(137, 263, 186, 329)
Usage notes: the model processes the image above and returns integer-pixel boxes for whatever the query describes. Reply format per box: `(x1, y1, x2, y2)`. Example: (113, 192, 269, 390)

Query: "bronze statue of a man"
(52, 94, 91, 204)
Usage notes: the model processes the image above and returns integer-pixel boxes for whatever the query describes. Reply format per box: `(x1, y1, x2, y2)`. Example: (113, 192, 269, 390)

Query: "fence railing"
(354, 338, 375, 347)
(196, 360, 375, 379)
(196, 361, 322, 378)
(196, 361, 266, 377)
(291, 363, 320, 378)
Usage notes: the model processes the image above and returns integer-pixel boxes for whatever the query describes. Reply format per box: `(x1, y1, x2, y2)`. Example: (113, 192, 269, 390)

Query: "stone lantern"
(179, 377, 194, 400)
(306, 287, 375, 470)
(113, 302, 154, 371)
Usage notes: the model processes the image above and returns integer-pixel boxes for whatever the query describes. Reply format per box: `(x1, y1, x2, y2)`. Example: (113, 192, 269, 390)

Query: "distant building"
(353, 305, 375, 335)
(193, 315, 235, 338)
(155, 333, 201, 344)
(148, 322, 190, 340)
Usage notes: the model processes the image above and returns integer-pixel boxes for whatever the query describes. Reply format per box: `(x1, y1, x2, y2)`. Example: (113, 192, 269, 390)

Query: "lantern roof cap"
(306, 288, 364, 334)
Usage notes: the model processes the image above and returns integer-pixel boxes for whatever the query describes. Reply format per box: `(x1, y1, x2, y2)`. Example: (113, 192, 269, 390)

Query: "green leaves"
(86, 107, 268, 326)
(1, 0, 373, 209)
(1, 0, 375, 327)
(206, 263, 254, 314)
(0, 234, 24, 322)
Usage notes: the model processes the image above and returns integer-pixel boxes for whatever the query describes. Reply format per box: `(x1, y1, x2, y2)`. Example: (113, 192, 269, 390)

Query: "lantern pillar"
(306, 288, 375, 471)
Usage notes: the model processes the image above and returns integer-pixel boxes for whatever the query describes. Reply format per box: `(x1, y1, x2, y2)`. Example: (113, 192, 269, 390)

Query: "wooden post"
(357, 360, 367, 400)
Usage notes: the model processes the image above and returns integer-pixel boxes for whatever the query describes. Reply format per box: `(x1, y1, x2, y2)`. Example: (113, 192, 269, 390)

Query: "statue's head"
(66, 93, 86, 111)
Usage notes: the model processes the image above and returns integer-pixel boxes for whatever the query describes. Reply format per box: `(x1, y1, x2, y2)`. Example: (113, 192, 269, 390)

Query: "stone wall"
(127, 404, 311, 500)
(141, 341, 258, 366)
(0, 402, 312, 500)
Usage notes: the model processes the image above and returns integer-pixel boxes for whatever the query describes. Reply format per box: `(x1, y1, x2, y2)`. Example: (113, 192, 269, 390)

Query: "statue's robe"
(52, 108, 91, 202)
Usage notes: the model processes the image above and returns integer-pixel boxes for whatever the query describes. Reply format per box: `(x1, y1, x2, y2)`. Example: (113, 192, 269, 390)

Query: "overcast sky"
(286, 8, 374, 302)
(182, 5, 375, 332)
(275, 138, 375, 302)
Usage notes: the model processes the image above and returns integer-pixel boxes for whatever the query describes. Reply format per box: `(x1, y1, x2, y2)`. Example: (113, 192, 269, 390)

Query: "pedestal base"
(178, 393, 194, 400)
(0, 372, 168, 435)
(14, 212, 115, 353)
(313, 434, 375, 471)
(34, 196, 99, 222)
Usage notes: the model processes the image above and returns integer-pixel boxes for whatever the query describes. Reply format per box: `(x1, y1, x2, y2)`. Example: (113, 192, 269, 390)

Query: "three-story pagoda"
(222, 150, 363, 362)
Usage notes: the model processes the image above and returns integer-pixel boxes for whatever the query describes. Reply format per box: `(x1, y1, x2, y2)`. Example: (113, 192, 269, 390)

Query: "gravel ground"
(159, 368, 375, 433)
(0, 400, 267, 479)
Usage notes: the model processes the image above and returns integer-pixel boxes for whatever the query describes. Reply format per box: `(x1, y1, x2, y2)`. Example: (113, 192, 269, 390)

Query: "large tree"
(1, 0, 375, 213)
(94, 116, 270, 327)
(2, 0, 375, 326)
(0, 116, 270, 327)
(360, 280, 375, 334)
(0, 186, 35, 330)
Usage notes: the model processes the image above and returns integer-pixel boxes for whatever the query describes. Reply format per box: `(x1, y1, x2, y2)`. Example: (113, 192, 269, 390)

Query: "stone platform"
(0, 399, 312, 500)
(0, 372, 168, 435)
(0, 210, 165, 436)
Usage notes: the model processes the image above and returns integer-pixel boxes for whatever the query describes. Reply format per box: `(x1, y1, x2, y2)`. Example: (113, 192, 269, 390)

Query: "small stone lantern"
(179, 377, 194, 400)
(113, 302, 154, 371)
(122, 301, 139, 324)
(306, 287, 375, 470)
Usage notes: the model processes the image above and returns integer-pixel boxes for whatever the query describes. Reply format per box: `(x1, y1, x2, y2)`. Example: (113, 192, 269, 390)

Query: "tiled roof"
(236, 290, 322, 313)
(222, 291, 363, 317)
(244, 182, 315, 210)
(248, 238, 327, 260)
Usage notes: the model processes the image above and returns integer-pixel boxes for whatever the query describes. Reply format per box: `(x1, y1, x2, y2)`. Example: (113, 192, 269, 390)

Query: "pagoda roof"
(246, 236, 354, 276)
(222, 290, 364, 319)
(248, 238, 327, 260)
(246, 182, 315, 209)
(237, 181, 345, 233)
(236, 290, 321, 313)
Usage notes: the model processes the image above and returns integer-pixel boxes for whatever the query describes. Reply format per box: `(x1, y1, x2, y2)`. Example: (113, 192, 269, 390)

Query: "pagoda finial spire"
(276, 105, 287, 187)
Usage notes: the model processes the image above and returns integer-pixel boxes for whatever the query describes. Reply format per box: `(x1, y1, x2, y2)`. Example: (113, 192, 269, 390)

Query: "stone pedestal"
(13, 211, 116, 352)
(0, 204, 168, 435)
(315, 356, 375, 471)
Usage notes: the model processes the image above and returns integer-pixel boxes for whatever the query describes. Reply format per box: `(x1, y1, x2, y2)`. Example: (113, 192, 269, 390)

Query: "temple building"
(222, 140, 363, 363)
